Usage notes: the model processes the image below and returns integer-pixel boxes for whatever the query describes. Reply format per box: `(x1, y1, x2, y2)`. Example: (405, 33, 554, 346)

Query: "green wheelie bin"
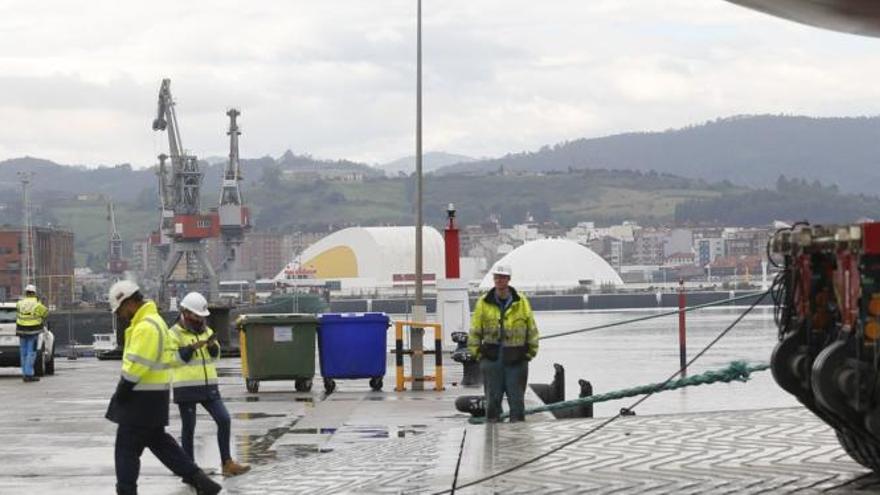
(237, 313, 318, 393)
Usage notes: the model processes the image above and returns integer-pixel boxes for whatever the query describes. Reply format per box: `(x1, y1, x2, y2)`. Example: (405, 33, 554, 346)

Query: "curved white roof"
(274, 226, 444, 289)
(479, 239, 624, 290)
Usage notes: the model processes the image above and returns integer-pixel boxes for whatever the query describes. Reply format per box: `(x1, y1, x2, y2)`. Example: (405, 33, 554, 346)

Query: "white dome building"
(274, 226, 444, 291)
(479, 239, 624, 291)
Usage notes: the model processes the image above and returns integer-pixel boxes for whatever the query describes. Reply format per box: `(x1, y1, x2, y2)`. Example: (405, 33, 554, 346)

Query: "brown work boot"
(222, 459, 251, 477)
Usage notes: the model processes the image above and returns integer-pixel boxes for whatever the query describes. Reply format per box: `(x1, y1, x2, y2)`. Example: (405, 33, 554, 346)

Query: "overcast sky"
(1, 0, 879, 168)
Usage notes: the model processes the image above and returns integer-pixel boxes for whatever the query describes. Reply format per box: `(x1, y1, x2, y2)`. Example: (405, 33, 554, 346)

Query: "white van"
(0, 302, 56, 376)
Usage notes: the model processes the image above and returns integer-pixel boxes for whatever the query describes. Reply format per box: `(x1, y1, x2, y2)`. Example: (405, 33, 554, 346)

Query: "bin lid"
(237, 313, 320, 327)
(320, 312, 390, 324)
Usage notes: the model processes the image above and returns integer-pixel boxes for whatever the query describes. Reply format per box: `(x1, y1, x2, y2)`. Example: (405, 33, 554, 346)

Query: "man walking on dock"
(170, 291, 250, 477)
(468, 265, 539, 422)
(104, 280, 222, 495)
(16, 284, 48, 382)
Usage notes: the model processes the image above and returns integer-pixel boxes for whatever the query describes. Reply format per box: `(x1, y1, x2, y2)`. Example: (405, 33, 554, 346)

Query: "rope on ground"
(432, 289, 770, 495)
(540, 291, 765, 340)
(450, 429, 467, 494)
(468, 361, 770, 424)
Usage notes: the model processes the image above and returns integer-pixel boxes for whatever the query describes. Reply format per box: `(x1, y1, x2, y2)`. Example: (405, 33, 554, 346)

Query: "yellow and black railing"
(393, 320, 444, 391)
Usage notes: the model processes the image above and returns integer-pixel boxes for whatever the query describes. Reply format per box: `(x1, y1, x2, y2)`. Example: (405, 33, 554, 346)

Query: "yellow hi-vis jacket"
(468, 287, 539, 364)
(106, 300, 175, 427)
(121, 300, 173, 391)
(16, 296, 48, 334)
(170, 322, 221, 403)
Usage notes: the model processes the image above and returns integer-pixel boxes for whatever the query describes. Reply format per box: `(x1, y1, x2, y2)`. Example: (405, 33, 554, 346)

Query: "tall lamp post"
(411, 0, 426, 390)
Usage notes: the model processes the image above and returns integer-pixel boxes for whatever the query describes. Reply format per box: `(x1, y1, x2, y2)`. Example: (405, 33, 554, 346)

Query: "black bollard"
(529, 364, 595, 419)
(455, 395, 486, 417)
(577, 379, 594, 418)
(451, 332, 483, 387)
(530, 363, 565, 405)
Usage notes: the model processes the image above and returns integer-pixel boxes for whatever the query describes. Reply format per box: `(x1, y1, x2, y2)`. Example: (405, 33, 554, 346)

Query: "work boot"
(189, 469, 222, 494)
(222, 459, 251, 477)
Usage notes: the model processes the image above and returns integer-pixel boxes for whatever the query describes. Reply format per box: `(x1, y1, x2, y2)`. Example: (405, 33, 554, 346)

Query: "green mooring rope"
(468, 360, 771, 424)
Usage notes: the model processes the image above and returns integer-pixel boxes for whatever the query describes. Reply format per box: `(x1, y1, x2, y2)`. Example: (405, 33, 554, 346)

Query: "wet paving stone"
(3, 357, 879, 494)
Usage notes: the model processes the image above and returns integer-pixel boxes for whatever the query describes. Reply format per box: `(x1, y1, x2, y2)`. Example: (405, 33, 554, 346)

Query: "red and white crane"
(151, 78, 218, 304)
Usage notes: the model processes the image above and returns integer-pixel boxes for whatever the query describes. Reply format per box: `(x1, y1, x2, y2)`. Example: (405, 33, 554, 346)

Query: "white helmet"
(24, 284, 37, 294)
(492, 264, 513, 277)
(108, 280, 140, 313)
(179, 292, 210, 317)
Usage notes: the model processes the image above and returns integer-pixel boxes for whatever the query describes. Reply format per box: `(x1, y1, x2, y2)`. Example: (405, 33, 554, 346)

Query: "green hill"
(437, 115, 880, 195)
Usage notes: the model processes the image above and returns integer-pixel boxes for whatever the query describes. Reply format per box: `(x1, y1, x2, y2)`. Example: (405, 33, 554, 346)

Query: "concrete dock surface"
(1, 358, 879, 494)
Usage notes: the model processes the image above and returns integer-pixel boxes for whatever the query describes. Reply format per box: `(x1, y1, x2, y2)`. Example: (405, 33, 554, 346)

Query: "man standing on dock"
(16, 284, 48, 382)
(468, 265, 539, 422)
(104, 280, 222, 495)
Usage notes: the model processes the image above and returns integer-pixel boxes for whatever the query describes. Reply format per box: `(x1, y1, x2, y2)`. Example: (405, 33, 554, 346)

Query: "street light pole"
(18, 172, 35, 295)
(415, 0, 423, 307)
(411, 0, 426, 390)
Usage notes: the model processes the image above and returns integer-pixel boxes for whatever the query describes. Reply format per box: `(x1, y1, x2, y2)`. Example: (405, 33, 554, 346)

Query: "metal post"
(411, 0, 425, 390)
(67, 311, 77, 360)
(18, 172, 34, 295)
(678, 279, 687, 375)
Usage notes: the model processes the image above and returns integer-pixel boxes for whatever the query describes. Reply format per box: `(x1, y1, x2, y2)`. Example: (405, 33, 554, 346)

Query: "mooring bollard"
(455, 395, 486, 417)
(578, 379, 593, 418)
(451, 331, 482, 387)
(530, 363, 565, 405)
(530, 364, 594, 419)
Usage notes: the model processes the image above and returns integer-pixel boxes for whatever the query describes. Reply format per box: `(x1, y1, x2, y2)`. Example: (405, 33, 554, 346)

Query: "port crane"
(151, 78, 217, 304)
(216, 108, 251, 280)
(106, 201, 127, 274)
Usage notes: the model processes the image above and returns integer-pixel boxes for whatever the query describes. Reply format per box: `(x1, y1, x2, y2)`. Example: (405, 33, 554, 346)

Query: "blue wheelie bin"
(318, 312, 390, 393)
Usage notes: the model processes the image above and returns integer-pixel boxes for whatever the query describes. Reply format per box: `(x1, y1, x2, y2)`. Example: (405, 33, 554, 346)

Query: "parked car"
(0, 302, 55, 376)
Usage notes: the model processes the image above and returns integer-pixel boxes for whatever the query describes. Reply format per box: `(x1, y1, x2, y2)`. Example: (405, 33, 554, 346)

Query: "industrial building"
(0, 226, 75, 305)
(479, 238, 624, 291)
(274, 226, 444, 293)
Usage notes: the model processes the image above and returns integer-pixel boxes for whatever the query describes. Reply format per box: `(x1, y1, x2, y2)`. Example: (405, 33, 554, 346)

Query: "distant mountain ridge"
(436, 115, 880, 195)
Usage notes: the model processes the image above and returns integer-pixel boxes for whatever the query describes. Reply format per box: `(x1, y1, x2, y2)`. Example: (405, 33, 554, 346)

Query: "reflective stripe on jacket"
(170, 323, 221, 403)
(467, 287, 539, 361)
(16, 296, 48, 328)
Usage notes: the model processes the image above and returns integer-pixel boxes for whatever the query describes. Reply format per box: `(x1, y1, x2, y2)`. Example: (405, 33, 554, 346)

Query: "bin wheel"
(369, 377, 383, 391)
(323, 377, 336, 394)
(246, 379, 259, 393)
(295, 378, 313, 392)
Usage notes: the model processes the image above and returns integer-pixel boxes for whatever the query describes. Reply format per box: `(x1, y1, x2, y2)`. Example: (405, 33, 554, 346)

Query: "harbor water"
(525, 306, 798, 417)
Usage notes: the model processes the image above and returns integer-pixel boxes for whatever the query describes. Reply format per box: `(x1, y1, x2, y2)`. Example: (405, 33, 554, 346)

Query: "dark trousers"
(178, 398, 232, 463)
(115, 423, 200, 495)
(480, 356, 529, 421)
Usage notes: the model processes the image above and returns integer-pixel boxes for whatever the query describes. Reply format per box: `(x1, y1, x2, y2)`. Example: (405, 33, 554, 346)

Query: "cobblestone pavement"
(3, 358, 880, 494)
(228, 406, 880, 494)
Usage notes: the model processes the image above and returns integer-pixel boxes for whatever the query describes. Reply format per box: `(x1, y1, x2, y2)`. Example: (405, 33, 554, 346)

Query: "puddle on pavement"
(225, 395, 315, 404)
(233, 412, 287, 420)
(278, 444, 335, 457)
(331, 424, 428, 441)
(235, 422, 297, 465)
(288, 427, 337, 435)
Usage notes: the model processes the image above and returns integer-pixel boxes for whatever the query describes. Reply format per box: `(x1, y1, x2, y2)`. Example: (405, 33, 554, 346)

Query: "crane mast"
(217, 108, 251, 279)
(107, 201, 127, 274)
